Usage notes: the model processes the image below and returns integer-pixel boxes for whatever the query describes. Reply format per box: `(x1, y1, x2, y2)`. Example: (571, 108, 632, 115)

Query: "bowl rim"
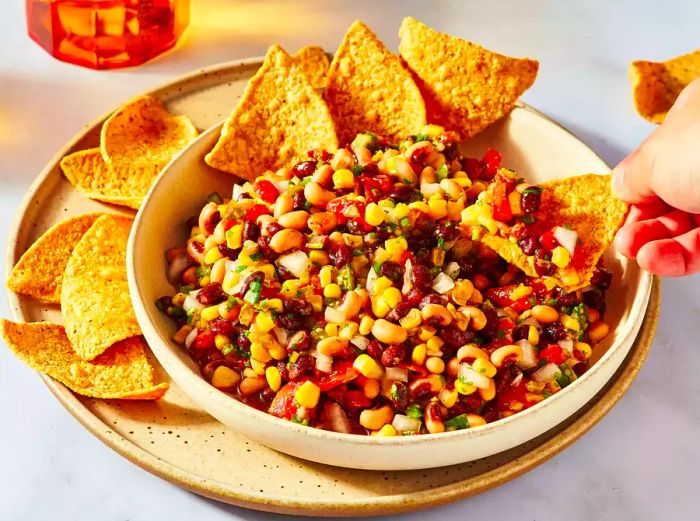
(127, 110, 653, 447)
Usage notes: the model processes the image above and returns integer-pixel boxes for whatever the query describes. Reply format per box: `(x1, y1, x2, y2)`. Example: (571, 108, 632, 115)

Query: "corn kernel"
(308, 295, 323, 312)
(408, 201, 431, 214)
(374, 424, 398, 437)
(528, 325, 540, 345)
(455, 379, 477, 395)
(295, 381, 321, 408)
(510, 284, 533, 302)
(258, 263, 277, 280)
(452, 176, 472, 188)
(226, 224, 243, 250)
(254, 311, 276, 333)
(418, 325, 437, 341)
(214, 334, 229, 350)
(427, 198, 448, 219)
(439, 388, 459, 408)
(324, 283, 342, 299)
(265, 366, 282, 392)
(560, 270, 580, 286)
(353, 354, 385, 379)
(399, 308, 422, 329)
(339, 322, 359, 341)
(333, 168, 354, 189)
(472, 357, 497, 378)
(364, 203, 385, 226)
(561, 314, 580, 331)
(426, 356, 445, 374)
(250, 357, 267, 375)
(211, 366, 241, 390)
(319, 265, 334, 287)
(204, 247, 224, 265)
(172, 325, 193, 345)
(373, 276, 394, 295)
(269, 345, 287, 361)
(431, 248, 446, 267)
(172, 292, 187, 307)
(199, 276, 210, 287)
(477, 214, 498, 234)
(201, 305, 220, 322)
(250, 342, 271, 363)
(238, 304, 255, 326)
(342, 233, 363, 248)
(359, 315, 375, 336)
(242, 367, 257, 378)
(426, 336, 444, 352)
(280, 280, 302, 296)
(372, 298, 391, 318)
(551, 246, 571, 268)
(412, 344, 427, 365)
(324, 323, 339, 336)
(381, 287, 403, 308)
(394, 203, 410, 220)
(574, 341, 593, 360)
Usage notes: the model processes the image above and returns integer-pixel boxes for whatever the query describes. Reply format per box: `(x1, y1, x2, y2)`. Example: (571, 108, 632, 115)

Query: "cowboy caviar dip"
(158, 126, 613, 436)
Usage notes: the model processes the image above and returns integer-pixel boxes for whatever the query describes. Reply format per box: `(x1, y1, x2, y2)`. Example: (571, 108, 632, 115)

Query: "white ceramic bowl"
(128, 106, 652, 470)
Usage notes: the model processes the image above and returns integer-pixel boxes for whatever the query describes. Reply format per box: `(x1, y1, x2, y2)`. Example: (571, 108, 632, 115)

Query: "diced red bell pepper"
(570, 245, 585, 270)
(539, 344, 567, 365)
(317, 361, 359, 391)
(255, 180, 279, 204)
(192, 329, 215, 350)
(342, 390, 372, 411)
(496, 381, 531, 412)
(481, 148, 502, 178)
(485, 285, 517, 308)
(492, 182, 513, 222)
(268, 382, 300, 419)
(539, 229, 559, 252)
(245, 203, 270, 222)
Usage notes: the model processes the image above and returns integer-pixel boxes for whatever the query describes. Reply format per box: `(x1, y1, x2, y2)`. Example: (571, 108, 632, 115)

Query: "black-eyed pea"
(317, 336, 349, 356)
(273, 192, 294, 217)
(239, 376, 267, 396)
(311, 164, 334, 187)
(371, 319, 408, 344)
(421, 304, 453, 326)
(465, 413, 487, 427)
(490, 344, 523, 368)
(198, 201, 219, 236)
(304, 182, 335, 208)
(460, 306, 487, 331)
(588, 321, 610, 344)
(424, 402, 444, 434)
(269, 229, 304, 253)
(277, 210, 309, 230)
(457, 343, 488, 362)
(257, 214, 276, 236)
(307, 211, 337, 234)
(420, 166, 436, 185)
(359, 405, 394, 430)
(330, 148, 355, 170)
(210, 258, 227, 284)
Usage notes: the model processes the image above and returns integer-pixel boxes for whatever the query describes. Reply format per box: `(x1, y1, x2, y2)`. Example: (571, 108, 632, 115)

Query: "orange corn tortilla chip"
(630, 49, 700, 123)
(324, 21, 426, 144)
(1, 320, 167, 400)
(485, 174, 628, 289)
(205, 45, 338, 180)
(7, 213, 102, 303)
(292, 45, 330, 90)
(399, 17, 539, 139)
(60, 148, 160, 210)
(61, 214, 142, 360)
(100, 95, 198, 167)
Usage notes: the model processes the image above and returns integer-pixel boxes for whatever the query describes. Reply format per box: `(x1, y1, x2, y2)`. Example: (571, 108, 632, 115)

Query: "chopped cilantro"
(444, 414, 469, 430)
(436, 163, 449, 180)
(179, 284, 194, 294)
(437, 237, 445, 249)
(400, 217, 410, 227)
(221, 344, 235, 356)
(351, 164, 364, 175)
(414, 133, 430, 142)
(226, 295, 239, 310)
(519, 215, 537, 225)
(352, 249, 364, 257)
(522, 187, 543, 196)
(195, 265, 211, 278)
(235, 264, 248, 272)
(554, 370, 571, 389)
(406, 404, 423, 419)
(249, 252, 263, 262)
(304, 200, 312, 210)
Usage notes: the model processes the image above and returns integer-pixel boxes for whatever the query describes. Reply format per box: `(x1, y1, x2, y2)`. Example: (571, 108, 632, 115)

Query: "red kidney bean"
(410, 264, 433, 289)
(379, 260, 403, 282)
(381, 344, 406, 367)
(242, 220, 260, 242)
(196, 282, 226, 306)
(329, 243, 351, 267)
(292, 160, 317, 177)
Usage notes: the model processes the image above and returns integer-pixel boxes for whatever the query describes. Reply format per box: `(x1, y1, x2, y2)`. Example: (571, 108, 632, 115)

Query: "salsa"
(158, 126, 612, 436)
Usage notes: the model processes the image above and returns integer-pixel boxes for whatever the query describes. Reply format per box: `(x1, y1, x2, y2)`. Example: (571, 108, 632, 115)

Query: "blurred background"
(1, 2, 699, 520)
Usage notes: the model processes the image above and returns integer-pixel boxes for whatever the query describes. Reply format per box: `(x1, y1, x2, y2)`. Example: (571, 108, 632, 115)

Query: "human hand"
(613, 77, 700, 276)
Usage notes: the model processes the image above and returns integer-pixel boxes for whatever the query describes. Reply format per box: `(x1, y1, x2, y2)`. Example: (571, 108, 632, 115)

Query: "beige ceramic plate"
(129, 106, 652, 470)
(5, 59, 658, 515)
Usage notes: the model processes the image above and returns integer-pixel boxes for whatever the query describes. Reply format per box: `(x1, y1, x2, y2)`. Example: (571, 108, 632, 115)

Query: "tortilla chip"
(630, 49, 700, 123)
(205, 45, 338, 180)
(61, 214, 142, 360)
(324, 21, 426, 145)
(100, 95, 198, 167)
(292, 46, 330, 90)
(1, 320, 167, 400)
(399, 17, 539, 139)
(485, 174, 628, 289)
(7, 213, 102, 303)
(60, 148, 160, 209)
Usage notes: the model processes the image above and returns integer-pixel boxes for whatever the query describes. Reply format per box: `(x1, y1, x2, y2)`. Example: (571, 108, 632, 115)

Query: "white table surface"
(1, 1, 698, 520)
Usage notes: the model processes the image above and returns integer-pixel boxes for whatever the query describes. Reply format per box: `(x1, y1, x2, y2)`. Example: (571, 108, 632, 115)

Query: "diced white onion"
(273, 180, 289, 193)
(184, 327, 199, 349)
(402, 259, 413, 294)
(392, 414, 421, 433)
(444, 261, 460, 279)
(167, 254, 190, 284)
(324, 306, 346, 324)
(366, 267, 378, 293)
(384, 367, 408, 382)
(516, 339, 539, 369)
(273, 327, 289, 346)
(225, 260, 238, 272)
(314, 351, 333, 373)
(553, 226, 579, 255)
(231, 184, 245, 200)
(532, 362, 560, 382)
(432, 272, 455, 294)
(183, 291, 204, 313)
(420, 183, 442, 197)
(350, 335, 369, 350)
(277, 251, 309, 278)
(558, 339, 574, 353)
(511, 372, 524, 387)
(459, 364, 491, 389)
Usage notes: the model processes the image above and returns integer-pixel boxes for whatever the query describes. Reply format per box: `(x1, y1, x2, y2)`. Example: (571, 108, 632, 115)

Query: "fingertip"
(614, 224, 637, 258)
(636, 240, 686, 277)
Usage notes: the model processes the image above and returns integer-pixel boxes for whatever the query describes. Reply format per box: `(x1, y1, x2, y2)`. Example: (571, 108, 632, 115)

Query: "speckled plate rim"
(3, 58, 659, 516)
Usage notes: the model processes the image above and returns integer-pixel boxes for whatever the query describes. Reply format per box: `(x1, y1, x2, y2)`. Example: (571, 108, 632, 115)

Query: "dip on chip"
(324, 21, 426, 144)
(7, 213, 102, 303)
(630, 48, 700, 123)
(100, 95, 199, 167)
(205, 45, 339, 180)
(1, 320, 167, 400)
(399, 17, 538, 139)
(292, 45, 330, 90)
(60, 148, 159, 209)
(478, 174, 628, 290)
(61, 214, 141, 360)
